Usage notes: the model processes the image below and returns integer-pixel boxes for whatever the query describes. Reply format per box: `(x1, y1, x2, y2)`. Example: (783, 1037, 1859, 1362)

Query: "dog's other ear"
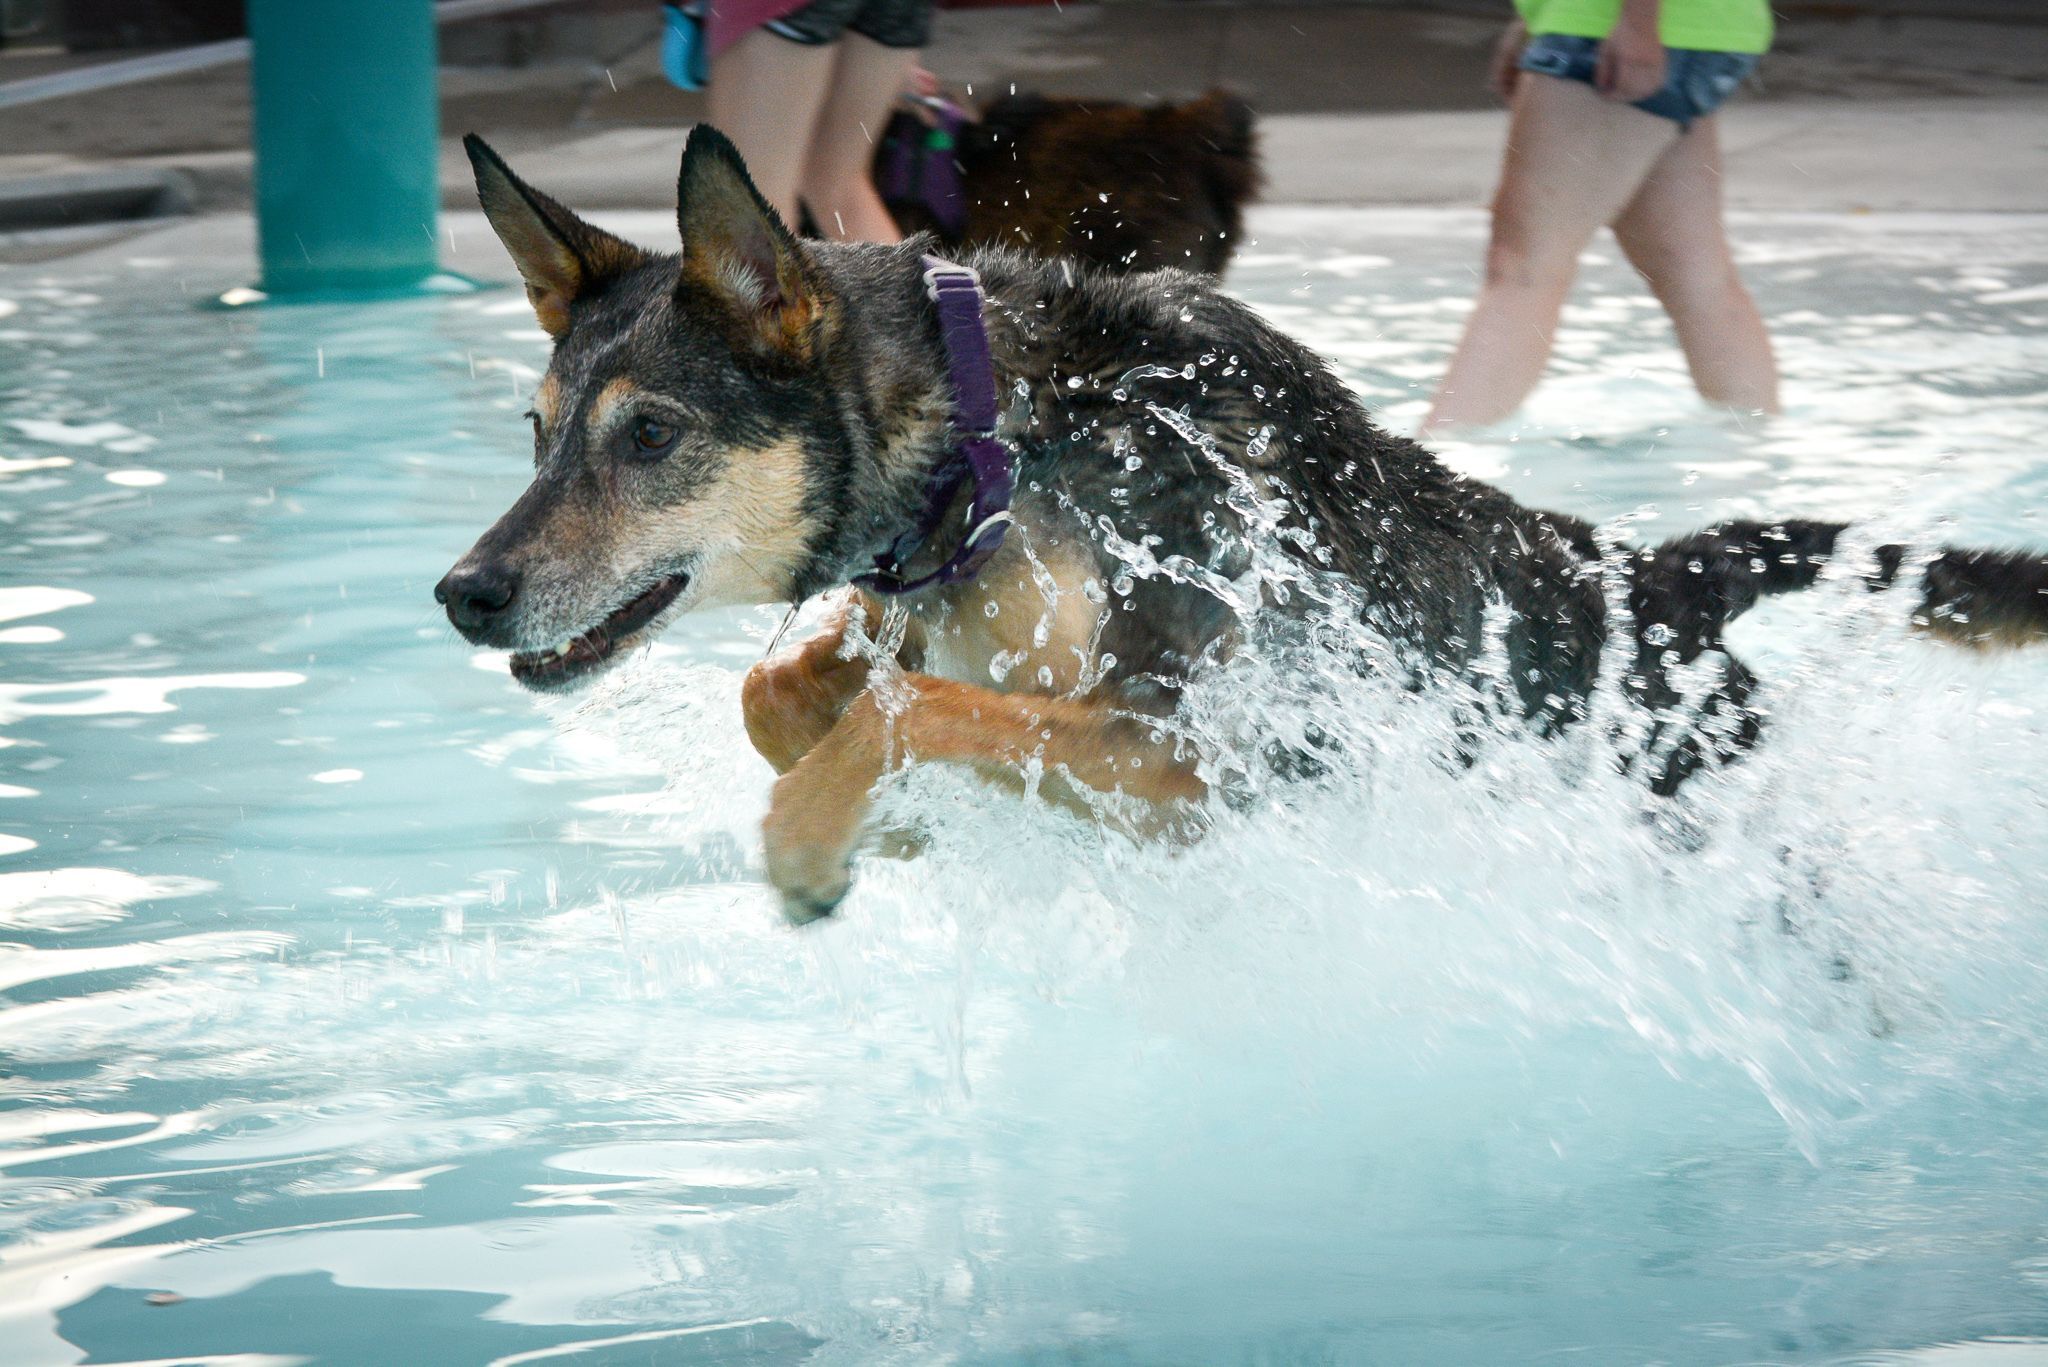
(675, 124, 827, 357)
(466, 134, 646, 339)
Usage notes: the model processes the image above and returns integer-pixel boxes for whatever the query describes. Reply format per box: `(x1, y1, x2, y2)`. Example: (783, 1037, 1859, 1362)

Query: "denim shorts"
(1517, 32, 1757, 129)
(767, 0, 933, 49)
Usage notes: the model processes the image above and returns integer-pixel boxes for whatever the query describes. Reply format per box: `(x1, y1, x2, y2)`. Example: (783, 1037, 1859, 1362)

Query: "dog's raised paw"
(768, 853, 852, 926)
(779, 885, 846, 926)
(761, 802, 856, 926)
(759, 701, 884, 927)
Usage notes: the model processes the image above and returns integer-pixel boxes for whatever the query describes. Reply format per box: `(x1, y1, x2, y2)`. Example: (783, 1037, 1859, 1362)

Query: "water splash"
(0, 209, 2044, 1363)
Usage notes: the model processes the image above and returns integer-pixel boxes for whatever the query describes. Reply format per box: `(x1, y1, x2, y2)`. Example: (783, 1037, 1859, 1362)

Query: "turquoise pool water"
(1, 209, 2046, 1364)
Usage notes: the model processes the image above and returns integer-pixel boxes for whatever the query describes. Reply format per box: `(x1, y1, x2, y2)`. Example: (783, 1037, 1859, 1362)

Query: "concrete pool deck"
(473, 98, 2048, 216)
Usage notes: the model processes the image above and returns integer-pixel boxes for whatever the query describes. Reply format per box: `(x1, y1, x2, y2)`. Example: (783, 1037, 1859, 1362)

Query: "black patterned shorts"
(766, 0, 934, 50)
(1518, 33, 1758, 130)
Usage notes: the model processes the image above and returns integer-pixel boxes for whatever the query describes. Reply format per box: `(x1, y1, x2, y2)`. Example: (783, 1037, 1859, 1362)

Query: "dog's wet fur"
(439, 127, 2048, 916)
(884, 90, 1260, 276)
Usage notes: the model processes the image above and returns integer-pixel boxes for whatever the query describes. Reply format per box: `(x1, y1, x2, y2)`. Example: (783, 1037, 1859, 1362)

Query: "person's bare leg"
(1422, 75, 1679, 436)
(707, 29, 837, 227)
(1610, 116, 1779, 414)
(796, 33, 919, 242)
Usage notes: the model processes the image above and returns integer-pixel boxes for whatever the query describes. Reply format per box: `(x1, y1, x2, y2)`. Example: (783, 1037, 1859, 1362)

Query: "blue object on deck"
(245, 0, 444, 297)
(662, 3, 710, 91)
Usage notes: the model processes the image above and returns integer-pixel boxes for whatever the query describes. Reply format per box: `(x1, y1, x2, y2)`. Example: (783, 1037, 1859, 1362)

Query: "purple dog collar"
(853, 256, 1017, 596)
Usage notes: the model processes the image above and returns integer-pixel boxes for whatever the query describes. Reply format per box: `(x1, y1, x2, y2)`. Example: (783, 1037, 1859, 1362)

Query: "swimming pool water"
(1, 208, 2046, 1364)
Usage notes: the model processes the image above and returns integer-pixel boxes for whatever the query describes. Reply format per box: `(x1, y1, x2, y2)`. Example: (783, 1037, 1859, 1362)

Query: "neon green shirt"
(1512, 0, 1773, 55)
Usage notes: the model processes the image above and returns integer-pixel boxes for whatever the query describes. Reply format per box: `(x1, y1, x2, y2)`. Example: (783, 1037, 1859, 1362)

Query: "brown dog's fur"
(882, 90, 1262, 275)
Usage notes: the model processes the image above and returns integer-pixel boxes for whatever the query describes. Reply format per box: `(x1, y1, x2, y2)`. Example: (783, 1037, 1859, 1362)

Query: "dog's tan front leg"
(761, 673, 1206, 921)
(741, 591, 914, 774)
(760, 693, 891, 920)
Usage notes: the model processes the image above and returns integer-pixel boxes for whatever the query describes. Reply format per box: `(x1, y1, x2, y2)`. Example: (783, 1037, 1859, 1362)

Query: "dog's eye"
(628, 417, 678, 458)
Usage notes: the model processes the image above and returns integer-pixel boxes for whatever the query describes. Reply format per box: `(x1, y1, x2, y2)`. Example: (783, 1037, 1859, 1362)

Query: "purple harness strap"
(853, 256, 1016, 596)
(874, 98, 971, 241)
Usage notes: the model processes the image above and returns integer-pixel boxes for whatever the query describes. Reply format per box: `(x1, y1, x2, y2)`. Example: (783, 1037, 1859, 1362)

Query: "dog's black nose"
(436, 561, 520, 633)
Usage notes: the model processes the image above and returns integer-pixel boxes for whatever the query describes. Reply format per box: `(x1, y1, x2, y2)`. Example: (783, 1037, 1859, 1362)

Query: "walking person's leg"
(797, 32, 922, 242)
(1609, 115, 1779, 414)
(707, 29, 838, 228)
(1421, 75, 1679, 436)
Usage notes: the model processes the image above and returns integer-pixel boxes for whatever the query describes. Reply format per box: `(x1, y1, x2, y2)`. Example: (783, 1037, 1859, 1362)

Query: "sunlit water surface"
(2, 208, 2046, 1365)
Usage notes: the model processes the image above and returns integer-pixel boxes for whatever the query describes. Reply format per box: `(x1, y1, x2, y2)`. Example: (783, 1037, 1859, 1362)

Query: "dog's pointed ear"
(675, 125, 827, 356)
(466, 134, 646, 339)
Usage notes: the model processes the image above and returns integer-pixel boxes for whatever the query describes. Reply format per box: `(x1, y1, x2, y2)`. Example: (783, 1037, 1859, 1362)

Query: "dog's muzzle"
(503, 573, 690, 690)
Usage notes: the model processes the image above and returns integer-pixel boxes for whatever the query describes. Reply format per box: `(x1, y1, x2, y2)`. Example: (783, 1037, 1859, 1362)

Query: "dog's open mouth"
(508, 573, 688, 690)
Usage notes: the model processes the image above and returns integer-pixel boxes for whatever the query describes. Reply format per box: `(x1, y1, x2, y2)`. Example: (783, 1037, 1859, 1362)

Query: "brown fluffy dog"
(881, 89, 1261, 275)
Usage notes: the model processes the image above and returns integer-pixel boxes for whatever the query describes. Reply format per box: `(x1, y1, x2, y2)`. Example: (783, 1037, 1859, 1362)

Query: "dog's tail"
(1885, 543, 2048, 647)
(1636, 518, 2048, 651)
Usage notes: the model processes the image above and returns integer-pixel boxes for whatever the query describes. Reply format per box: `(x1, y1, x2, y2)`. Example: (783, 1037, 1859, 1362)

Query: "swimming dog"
(437, 126, 2048, 920)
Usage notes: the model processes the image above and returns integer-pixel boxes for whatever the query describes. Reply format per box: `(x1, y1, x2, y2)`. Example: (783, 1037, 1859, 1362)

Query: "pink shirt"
(708, 0, 810, 59)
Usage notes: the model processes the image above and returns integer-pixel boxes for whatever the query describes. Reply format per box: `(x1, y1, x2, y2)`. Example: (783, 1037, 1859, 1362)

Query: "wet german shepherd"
(882, 90, 1261, 275)
(437, 126, 2048, 920)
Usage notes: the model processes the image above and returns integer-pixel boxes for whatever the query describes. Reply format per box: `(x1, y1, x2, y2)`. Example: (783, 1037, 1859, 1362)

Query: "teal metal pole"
(246, 0, 440, 296)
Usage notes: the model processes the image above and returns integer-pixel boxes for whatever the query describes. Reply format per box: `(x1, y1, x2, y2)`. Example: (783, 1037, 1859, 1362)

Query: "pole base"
(211, 272, 491, 309)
